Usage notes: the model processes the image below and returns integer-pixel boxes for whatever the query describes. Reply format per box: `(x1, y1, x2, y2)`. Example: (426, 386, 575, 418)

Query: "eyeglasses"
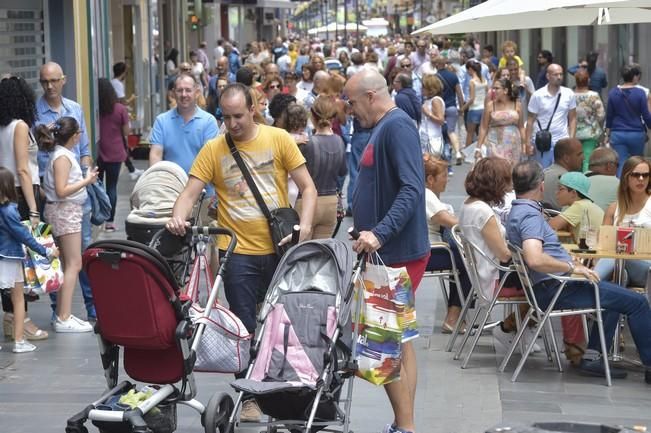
(400, 63, 412, 68)
(629, 171, 651, 179)
(39, 76, 65, 86)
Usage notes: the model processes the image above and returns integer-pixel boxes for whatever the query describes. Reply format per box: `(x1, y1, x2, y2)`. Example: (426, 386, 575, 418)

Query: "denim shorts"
(467, 109, 483, 124)
(444, 106, 459, 132)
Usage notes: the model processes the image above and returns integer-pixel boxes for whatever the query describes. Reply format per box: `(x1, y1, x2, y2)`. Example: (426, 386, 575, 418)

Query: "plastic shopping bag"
(354, 255, 418, 386)
(22, 222, 63, 294)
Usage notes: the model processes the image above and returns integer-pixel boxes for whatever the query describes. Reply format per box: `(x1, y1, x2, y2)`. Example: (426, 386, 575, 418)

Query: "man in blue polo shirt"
(35, 61, 95, 331)
(507, 159, 651, 382)
(149, 74, 218, 173)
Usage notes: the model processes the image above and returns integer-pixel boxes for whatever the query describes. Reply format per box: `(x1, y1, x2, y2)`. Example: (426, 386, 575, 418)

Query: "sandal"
(564, 341, 585, 366)
(441, 321, 466, 335)
(3, 316, 48, 341)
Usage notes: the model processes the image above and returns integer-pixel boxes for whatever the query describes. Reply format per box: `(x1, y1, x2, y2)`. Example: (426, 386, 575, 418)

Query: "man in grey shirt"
(586, 147, 620, 211)
(542, 138, 583, 210)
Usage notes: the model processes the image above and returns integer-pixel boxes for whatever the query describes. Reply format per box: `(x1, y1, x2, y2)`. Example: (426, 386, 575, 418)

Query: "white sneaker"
(492, 324, 515, 355)
(129, 168, 144, 180)
(239, 400, 262, 422)
(522, 327, 542, 353)
(54, 315, 93, 333)
(13, 340, 36, 353)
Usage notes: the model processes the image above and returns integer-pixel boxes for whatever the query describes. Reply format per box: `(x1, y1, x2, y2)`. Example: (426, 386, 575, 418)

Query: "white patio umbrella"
(412, 0, 651, 35)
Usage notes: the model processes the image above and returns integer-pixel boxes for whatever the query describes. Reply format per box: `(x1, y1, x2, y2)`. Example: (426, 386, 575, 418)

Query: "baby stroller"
(225, 237, 363, 433)
(125, 161, 199, 285)
(66, 226, 238, 433)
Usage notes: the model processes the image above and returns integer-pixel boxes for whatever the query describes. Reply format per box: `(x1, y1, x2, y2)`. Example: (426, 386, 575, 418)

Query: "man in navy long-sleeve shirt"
(393, 73, 422, 125)
(344, 69, 429, 433)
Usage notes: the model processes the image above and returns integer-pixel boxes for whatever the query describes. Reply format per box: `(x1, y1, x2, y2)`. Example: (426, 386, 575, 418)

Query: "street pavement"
(1, 158, 650, 433)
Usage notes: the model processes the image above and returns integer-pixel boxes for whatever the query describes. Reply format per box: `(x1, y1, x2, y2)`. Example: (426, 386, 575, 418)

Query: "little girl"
(0, 166, 58, 352)
(36, 117, 98, 333)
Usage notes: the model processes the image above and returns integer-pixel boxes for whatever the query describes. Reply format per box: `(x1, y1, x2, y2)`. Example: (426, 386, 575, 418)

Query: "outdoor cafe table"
(563, 244, 651, 365)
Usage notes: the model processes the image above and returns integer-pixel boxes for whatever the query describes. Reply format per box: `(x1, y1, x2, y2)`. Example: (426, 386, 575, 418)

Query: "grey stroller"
(221, 238, 363, 433)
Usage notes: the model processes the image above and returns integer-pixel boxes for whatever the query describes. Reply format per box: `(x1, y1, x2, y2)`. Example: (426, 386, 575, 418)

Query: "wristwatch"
(567, 261, 575, 274)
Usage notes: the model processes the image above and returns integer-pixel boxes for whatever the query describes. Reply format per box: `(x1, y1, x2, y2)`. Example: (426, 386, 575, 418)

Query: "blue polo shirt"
(352, 108, 429, 264)
(35, 96, 90, 175)
(506, 198, 572, 285)
(149, 106, 218, 174)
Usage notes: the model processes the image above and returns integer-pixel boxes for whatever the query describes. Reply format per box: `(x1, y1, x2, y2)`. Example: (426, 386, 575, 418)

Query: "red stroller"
(65, 226, 237, 433)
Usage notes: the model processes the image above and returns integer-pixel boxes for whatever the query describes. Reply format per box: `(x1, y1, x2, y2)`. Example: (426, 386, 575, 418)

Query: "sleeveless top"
(470, 81, 488, 111)
(43, 145, 87, 204)
(419, 96, 444, 140)
(0, 119, 39, 186)
(614, 196, 651, 227)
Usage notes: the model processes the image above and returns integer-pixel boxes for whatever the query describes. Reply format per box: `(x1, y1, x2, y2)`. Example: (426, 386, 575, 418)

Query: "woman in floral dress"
(475, 78, 525, 163)
(574, 69, 605, 172)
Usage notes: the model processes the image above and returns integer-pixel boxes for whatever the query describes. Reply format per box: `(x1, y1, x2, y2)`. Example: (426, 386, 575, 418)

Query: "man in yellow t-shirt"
(166, 83, 317, 384)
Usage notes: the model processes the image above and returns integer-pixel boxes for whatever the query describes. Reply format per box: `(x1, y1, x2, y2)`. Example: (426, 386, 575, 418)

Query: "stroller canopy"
(127, 161, 188, 225)
(260, 239, 355, 323)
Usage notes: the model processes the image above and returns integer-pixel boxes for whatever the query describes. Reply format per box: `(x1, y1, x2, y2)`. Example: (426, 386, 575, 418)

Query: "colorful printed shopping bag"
(354, 255, 418, 386)
(21, 222, 63, 294)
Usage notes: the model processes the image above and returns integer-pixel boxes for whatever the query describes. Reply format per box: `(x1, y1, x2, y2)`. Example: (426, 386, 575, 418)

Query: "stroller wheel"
(202, 392, 234, 433)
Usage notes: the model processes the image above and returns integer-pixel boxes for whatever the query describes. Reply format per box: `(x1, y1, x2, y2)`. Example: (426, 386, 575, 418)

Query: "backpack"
(87, 180, 112, 226)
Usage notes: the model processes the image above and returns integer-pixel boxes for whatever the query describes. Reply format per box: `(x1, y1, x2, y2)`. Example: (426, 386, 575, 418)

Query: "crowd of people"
(2, 32, 651, 433)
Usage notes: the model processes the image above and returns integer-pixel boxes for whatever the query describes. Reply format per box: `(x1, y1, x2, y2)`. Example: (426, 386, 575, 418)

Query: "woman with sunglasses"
(595, 156, 651, 286)
(263, 76, 283, 101)
(475, 77, 525, 163)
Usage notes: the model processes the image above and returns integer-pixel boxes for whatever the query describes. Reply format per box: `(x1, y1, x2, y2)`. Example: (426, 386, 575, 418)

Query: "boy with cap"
(548, 172, 604, 242)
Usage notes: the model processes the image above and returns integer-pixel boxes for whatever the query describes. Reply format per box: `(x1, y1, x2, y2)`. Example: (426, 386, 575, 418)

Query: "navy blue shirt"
(437, 69, 460, 108)
(606, 86, 651, 132)
(395, 87, 422, 124)
(352, 108, 429, 264)
(506, 199, 571, 285)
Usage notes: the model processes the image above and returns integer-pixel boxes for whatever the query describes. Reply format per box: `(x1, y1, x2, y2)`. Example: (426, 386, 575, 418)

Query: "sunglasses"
(268, 84, 280, 89)
(629, 171, 651, 179)
(400, 64, 411, 68)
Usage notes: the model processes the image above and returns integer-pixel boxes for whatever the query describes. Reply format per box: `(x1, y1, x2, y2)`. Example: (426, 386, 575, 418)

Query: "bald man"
(35, 61, 96, 328)
(526, 63, 577, 168)
(344, 69, 429, 433)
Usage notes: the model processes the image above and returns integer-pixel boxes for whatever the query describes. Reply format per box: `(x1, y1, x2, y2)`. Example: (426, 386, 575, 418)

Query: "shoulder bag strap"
(619, 87, 643, 121)
(545, 92, 562, 131)
(225, 133, 273, 222)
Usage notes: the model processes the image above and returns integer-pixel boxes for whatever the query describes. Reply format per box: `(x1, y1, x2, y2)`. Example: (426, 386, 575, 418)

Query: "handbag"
(183, 251, 251, 373)
(225, 133, 300, 256)
(21, 222, 63, 294)
(354, 254, 418, 386)
(535, 92, 561, 154)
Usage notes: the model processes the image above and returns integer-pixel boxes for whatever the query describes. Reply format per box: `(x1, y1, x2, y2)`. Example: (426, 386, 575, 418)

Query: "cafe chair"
(422, 240, 465, 349)
(450, 226, 529, 368)
(499, 243, 612, 386)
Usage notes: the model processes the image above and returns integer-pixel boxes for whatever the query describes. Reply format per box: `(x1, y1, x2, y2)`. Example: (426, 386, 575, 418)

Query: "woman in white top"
(36, 117, 98, 333)
(596, 156, 651, 286)
(420, 73, 445, 156)
(0, 75, 49, 341)
(462, 61, 488, 148)
(189, 51, 208, 95)
(423, 154, 471, 333)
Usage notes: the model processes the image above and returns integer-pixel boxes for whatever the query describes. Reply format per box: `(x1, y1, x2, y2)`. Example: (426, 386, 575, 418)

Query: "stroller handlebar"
(190, 226, 237, 253)
(347, 227, 361, 240)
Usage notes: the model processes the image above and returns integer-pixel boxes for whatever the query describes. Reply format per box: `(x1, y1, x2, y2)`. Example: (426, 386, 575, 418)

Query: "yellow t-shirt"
(560, 199, 604, 241)
(189, 124, 306, 254)
(498, 55, 524, 69)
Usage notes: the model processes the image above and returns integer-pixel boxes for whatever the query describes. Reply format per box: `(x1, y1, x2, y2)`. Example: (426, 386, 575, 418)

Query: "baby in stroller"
(125, 161, 201, 285)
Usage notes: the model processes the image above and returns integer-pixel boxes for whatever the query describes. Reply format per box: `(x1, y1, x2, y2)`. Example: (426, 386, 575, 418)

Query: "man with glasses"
(409, 39, 428, 71)
(397, 58, 422, 101)
(344, 69, 429, 433)
(535, 50, 553, 90)
(585, 147, 620, 211)
(35, 61, 96, 327)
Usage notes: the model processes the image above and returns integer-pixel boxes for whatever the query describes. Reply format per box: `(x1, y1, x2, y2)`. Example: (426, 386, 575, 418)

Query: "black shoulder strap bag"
(535, 92, 561, 156)
(225, 133, 300, 257)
